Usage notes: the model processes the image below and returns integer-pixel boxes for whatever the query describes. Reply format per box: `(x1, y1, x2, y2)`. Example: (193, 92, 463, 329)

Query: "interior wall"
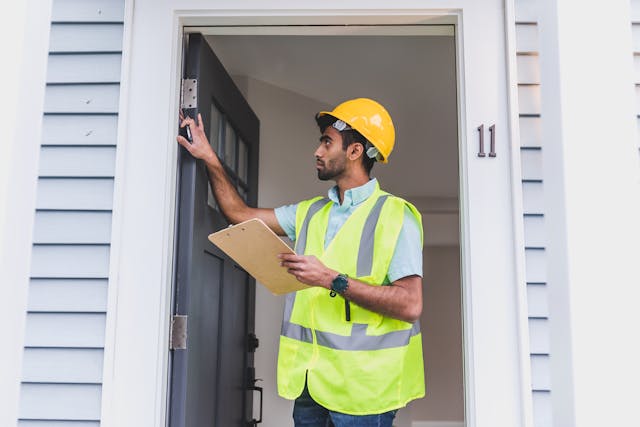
(412, 247, 464, 423)
(241, 76, 330, 426)
(239, 76, 463, 426)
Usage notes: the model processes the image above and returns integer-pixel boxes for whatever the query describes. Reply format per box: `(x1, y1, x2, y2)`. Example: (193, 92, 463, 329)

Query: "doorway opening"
(182, 25, 464, 427)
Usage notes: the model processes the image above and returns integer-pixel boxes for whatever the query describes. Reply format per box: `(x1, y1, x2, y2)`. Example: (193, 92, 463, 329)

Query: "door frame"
(100, 4, 532, 427)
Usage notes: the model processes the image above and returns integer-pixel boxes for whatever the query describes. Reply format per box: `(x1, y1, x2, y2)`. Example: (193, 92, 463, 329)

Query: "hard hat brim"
(315, 111, 389, 163)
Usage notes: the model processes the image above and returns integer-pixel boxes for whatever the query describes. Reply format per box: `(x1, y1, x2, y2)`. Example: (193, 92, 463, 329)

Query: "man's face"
(314, 126, 348, 181)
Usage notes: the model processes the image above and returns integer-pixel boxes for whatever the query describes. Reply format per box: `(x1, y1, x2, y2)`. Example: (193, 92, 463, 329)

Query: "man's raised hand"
(176, 112, 217, 164)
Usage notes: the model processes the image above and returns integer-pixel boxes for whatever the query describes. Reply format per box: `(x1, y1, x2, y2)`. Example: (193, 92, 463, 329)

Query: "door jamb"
(100, 7, 532, 427)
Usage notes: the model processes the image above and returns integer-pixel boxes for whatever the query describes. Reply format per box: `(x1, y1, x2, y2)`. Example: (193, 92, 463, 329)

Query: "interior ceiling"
(205, 34, 459, 199)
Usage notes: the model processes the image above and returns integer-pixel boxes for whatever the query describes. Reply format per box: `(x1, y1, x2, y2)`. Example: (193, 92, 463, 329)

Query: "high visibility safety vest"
(277, 182, 425, 415)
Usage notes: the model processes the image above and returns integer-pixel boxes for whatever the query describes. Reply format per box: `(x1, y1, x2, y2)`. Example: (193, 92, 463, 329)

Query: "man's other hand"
(279, 254, 335, 289)
(177, 112, 216, 164)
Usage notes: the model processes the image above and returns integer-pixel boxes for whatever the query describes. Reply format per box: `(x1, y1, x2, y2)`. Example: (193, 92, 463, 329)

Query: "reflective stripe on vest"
(294, 197, 330, 255)
(282, 312, 420, 351)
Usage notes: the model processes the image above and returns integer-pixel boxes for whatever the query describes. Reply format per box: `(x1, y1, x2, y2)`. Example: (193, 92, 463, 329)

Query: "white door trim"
(0, 1, 53, 424)
(503, 0, 535, 426)
(100, 3, 531, 427)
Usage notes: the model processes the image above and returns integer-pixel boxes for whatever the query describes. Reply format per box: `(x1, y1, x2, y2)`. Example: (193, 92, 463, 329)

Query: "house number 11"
(477, 124, 496, 157)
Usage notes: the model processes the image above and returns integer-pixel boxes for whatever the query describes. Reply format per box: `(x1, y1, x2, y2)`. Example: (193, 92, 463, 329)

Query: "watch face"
(332, 274, 349, 294)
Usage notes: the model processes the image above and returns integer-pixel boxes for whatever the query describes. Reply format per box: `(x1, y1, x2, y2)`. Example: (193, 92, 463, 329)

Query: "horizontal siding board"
(522, 181, 544, 214)
(19, 421, 100, 427)
(520, 148, 543, 181)
(523, 215, 546, 248)
(28, 279, 108, 312)
(518, 85, 541, 115)
(23, 313, 106, 348)
(39, 146, 116, 177)
(633, 24, 640, 52)
(34, 211, 112, 244)
(635, 56, 640, 83)
(633, 0, 640, 22)
(42, 115, 118, 146)
(527, 283, 549, 318)
(516, 24, 539, 52)
(519, 116, 542, 147)
(49, 24, 123, 52)
(525, 248, 547, 283)
(532, 391, 553, 427)
(30, 245, 110, 279)
(515, 0, 537, 23)
(36, 178, 114, 210)
(517, 55, 540, 84)
(47, 53, 122, 83)
(19, 383, 101, 420)
(528, 318, 550, 354)
(44, 84, 120, 114)
(19, 2, 125, 423)
(22, 348, 104, 383)
(52, 0, 125, 22)
(530, 354, 551, 391)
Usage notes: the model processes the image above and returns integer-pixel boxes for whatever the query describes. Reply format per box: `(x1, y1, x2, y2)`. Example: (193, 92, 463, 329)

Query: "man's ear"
(348, 142, 365, 161)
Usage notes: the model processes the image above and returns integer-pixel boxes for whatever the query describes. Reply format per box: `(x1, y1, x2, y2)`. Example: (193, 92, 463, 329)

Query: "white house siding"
(18, 0, 125, 425)
(632, 0, 640, 154)
(514, 0, 552, 426)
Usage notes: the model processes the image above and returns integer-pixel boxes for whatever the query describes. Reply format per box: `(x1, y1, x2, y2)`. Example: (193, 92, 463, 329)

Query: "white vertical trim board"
(14, 0, 126, 425)
(0, 1, 53, 426)
(505, 0, 535, 426)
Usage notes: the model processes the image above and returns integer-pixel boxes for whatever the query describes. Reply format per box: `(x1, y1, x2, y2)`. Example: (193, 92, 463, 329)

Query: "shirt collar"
(328, 178, 379, 208)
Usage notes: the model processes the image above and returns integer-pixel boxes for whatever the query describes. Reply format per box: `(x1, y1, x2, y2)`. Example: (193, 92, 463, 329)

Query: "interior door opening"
(179, 26, 464, 427)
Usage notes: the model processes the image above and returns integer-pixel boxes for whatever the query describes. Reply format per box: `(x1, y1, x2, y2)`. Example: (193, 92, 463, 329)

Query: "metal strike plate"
(181, 79, 198, 109)
(170, 315, 188, 350)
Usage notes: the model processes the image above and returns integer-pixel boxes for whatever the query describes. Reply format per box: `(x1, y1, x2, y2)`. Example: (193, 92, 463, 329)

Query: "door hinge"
(248, 333, 259, 352)
(170, 315, 188, 350)
(181, 79, 198, 109)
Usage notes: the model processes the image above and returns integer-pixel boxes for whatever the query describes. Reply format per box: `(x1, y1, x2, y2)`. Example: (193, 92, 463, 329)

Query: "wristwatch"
(331, 273, 349, 295)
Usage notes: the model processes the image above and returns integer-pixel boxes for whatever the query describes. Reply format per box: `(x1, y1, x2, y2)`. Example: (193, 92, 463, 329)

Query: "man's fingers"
(279, 253, 302, 261)
(180, 117, 194, 128)
(197, 113, 204, 130)
(176, 135, 192, 150)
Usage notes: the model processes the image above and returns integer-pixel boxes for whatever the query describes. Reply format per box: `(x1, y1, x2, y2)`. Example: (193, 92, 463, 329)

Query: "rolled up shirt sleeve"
(274, 203, 298, 242)
(386, 206, 424, 283)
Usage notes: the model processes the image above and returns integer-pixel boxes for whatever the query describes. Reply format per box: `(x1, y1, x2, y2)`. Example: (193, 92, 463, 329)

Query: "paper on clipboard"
(208, 218, 309, 295)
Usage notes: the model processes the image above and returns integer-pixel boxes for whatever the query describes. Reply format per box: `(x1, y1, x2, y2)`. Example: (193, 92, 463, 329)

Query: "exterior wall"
(16, 0, 125, 425)
(513, 1, 552, 426)
(537, 0, 640, 426)
(632, 0, 640, 154)
(11, 1, 629, 425)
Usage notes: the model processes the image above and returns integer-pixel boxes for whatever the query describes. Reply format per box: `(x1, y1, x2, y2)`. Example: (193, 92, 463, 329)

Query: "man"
(177, 98, 425, 427)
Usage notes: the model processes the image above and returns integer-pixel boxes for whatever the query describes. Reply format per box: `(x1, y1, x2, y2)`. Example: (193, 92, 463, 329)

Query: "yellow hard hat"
(316, 98, 395, 163)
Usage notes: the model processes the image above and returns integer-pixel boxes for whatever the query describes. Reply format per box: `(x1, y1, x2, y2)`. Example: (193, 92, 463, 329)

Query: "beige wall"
(242, 76, 463, 426)
(413, 247, 464, 422)
(244, 76, 330, 426)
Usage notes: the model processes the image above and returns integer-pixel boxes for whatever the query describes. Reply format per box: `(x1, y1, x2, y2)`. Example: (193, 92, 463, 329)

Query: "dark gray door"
(169, 33, 261, 427)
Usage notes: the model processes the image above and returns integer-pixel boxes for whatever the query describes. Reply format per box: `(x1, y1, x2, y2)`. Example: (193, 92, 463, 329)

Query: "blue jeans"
(293, 384, 398, 427)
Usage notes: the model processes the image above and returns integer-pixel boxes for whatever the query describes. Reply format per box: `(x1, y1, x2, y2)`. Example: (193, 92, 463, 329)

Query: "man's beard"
(317, 159, 346, 181)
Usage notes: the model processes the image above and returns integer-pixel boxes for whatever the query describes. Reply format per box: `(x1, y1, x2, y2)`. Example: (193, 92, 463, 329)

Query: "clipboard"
(208, 218, 310, 295)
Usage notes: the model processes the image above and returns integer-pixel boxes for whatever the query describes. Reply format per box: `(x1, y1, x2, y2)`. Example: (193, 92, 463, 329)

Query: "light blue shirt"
(274, 178, 423, 283)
